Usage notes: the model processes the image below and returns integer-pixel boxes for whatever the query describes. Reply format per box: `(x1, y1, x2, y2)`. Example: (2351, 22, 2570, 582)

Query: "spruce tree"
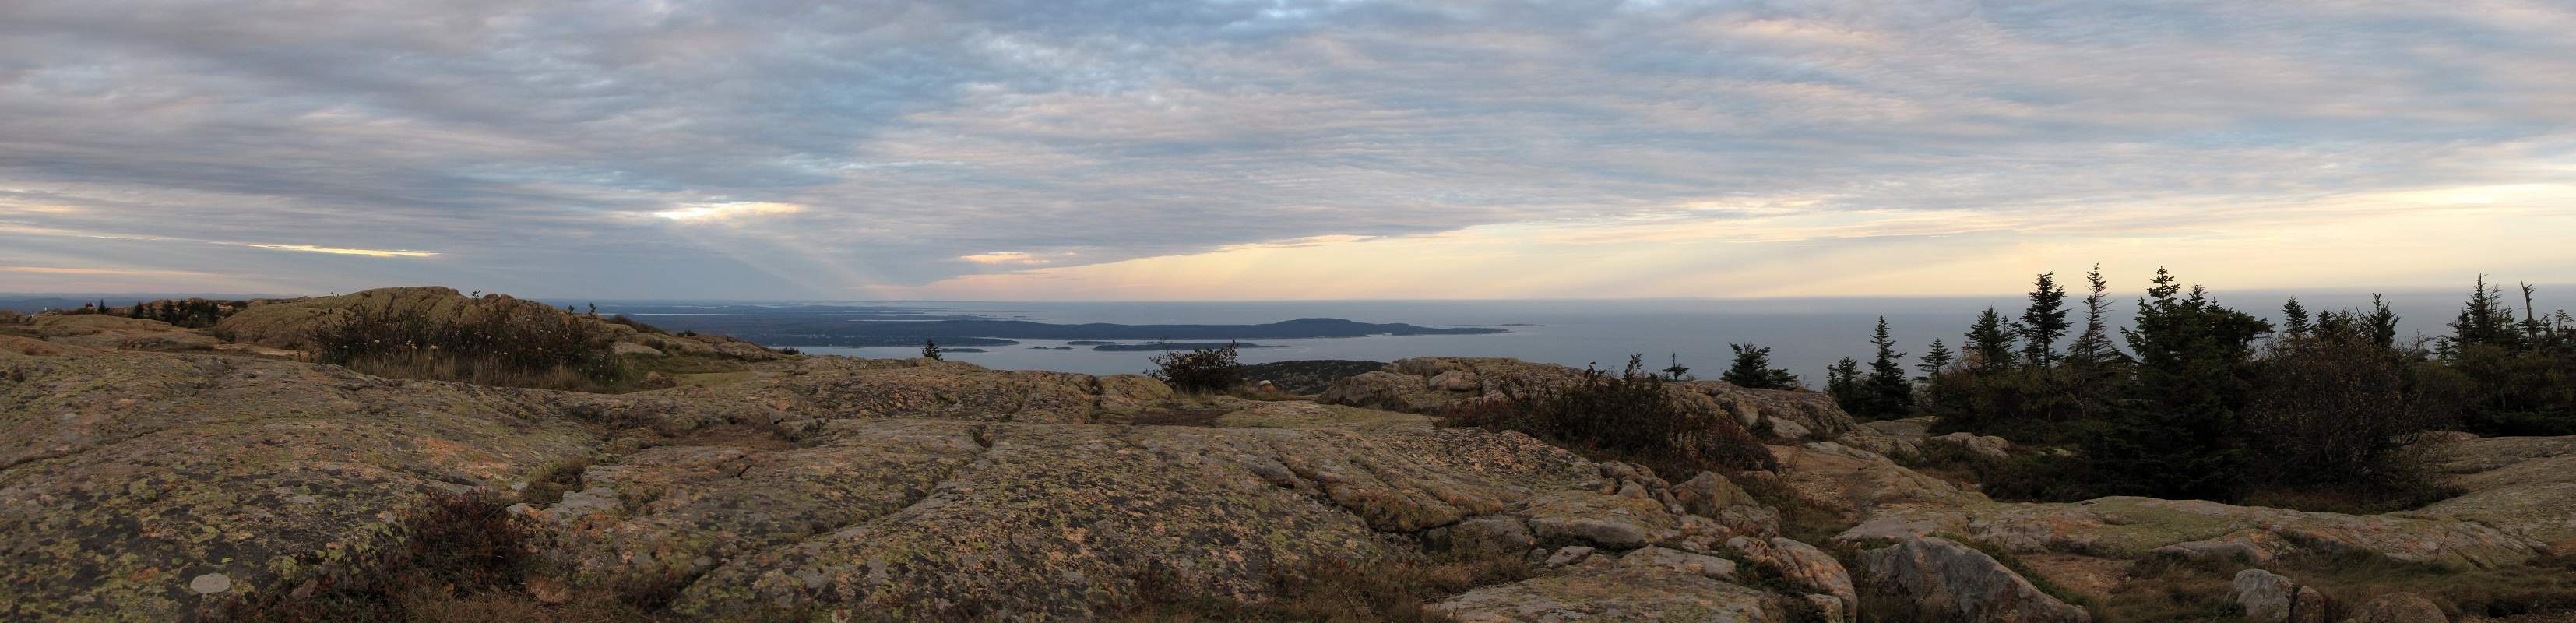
(2446, 275, 2520, 355)
(1661, 354, 1693, 381)
(1858, 317, 1913, 419)
(922, 339, 943, 361)
(2092, 269, 2271, 500)
(1825, 357, 1863, 410)
(2281, 298, 2312, 339)
(1723, 343, 1798, 390)
(1964, 308, 2016, 373)
(2017, 273, 2070, 367)
(2065, 264, 2121, 367)
(2365, 294, 2400, 350)
(1916, 340, 1955, 380)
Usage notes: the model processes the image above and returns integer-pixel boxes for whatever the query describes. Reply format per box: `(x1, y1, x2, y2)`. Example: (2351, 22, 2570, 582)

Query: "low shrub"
(235, 491, 666, 623)
(1149, 342, 1247, 393)
(1446, 354, 1778, 478)
(311, 302, 635, 392)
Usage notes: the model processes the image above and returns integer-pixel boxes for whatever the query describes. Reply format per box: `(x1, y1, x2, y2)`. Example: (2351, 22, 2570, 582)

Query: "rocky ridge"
(2, 301, 2572, 621)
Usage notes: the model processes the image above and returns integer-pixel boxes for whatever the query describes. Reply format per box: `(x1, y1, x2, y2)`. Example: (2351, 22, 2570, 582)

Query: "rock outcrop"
(1860, 537, 2091, 623)
(1318, 357, 1858, 442)
(2230, 568, 2328, 623)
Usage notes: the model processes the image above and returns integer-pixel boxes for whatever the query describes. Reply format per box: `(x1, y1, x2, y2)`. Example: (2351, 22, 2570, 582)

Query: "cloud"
(0, 266, 226, 277)
(0, 0, 2571, 297)
(239, 244, 439, 258)
(651, 202, 806, 223)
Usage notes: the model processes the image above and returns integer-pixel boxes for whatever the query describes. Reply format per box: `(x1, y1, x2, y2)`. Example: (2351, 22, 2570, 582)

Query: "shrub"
(1447, 355, 1778, 476)
(1149, 342, 1246, 393)
(310, 302, 634, 392)
(2241, 334, 2451, 498)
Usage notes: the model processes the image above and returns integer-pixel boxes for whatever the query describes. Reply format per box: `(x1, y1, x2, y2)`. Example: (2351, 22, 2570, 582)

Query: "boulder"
(1430, 516, 1539, 559)
(1860, 537, 2090, 623)
(2343, 592, 2447, 623)
(1672, 470, 1751, 519)
(1730, 537, 1856, 617)
(2230, 568, 2328, 623)
(1617, 546, 1738, 579)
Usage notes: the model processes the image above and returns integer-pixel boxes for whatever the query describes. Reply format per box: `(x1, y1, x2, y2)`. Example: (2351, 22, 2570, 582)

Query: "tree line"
(1713, 267, 2571, 505)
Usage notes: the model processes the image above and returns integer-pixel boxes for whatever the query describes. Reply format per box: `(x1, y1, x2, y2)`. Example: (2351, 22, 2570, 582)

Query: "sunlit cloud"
(652, 202, 805, 223)
(0, 0, 2571, 297)
(240, 245, 439, 258)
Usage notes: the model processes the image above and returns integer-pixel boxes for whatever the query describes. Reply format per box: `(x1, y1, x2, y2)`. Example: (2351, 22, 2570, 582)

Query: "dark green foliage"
(2085, 269, 2271, 501)
(1661, 353, 1693, 381)
(1722, 343, 1800, 390)
(2433, 280, 2576, 436)
(1916, 340, 1954, 381)
(2242, 333, 2451, 496)
(2018, 273, 2070, 367)
(2281, 298, 2311, 339)
(1825, 357, 1863, 410)
(1447, 355, 1779, 475)
(1963, 308, 2016, 372)
(309, 301, 633, 392)
(2445, 275, 2521, 354)
(922, 339, 944, 360)
(1240, 360, 1388, 395)
(1856, 316, 1913, 421)
(1148, 342, 1246, 392)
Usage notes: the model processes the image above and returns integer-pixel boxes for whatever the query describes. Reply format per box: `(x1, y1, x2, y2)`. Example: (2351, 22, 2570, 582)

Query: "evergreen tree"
(2065, 264, 2122, 367)
(2091, 269, 2272, 500)
(921, 339, 943, 361)
(1825, 357, 1863, 410)
(2364, 294, 2400, 350)
(1916, 340, 1955, 380)
(1722, 343, 1799, 390)
(2281, 298, 2311, 339)
(1856, 316, 1913, 419)
(2017, 273, 2071, 367)
(1964, 308, 2017, 373)
(1660, 354, 1693, 381)
(2446, 275, 2521, 355)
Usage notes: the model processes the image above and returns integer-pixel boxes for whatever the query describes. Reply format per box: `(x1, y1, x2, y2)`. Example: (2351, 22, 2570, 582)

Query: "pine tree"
(2446, 275, 2521, 355)
(1860, 316, 1914, 419)
(2364, 294, 2400, 350)
(2065, 264, 2122, 367)
(1825, 357, 1863, 410)
(2092, 269, 2272, 500)
(922, 339, 943, 361)
(1964, 308, 2017, 373)
(1916, 340, 1955, 380)
(2017, 273, 2070, 367)
(1661, 354, 1693, 381)
(2281, 298, 2311, 339)
(1723, 343, 1798, 390)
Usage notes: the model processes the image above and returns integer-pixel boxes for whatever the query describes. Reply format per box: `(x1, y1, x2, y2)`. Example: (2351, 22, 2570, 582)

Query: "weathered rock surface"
(1861, 537, 2091, 623)
(1318, 357, 1857, 442)
(2344, 592, 2448, 623)
(1431, 558, 1784, 622)
(3, 333, 1815, 621)
(0, 347, 596, 621)
(1730, 536, 1856, 618)
(1838, 495, 2545, 571)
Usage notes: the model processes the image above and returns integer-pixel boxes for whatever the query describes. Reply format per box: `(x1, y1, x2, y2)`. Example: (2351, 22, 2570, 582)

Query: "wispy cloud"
(0, 0, 2570, 297)
(239, 245, 439, 258)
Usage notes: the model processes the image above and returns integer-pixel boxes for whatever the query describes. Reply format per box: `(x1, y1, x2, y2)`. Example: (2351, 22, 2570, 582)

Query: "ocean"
(605, 288, 2567, 383)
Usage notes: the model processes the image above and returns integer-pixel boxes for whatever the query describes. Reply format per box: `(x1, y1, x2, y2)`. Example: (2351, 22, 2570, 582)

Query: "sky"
(2, 0, 2573, 301)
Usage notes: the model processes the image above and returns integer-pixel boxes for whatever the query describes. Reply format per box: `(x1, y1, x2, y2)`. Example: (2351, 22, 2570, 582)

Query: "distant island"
(1089, 342, 1275, 351)
(600, 309, 1509, 349)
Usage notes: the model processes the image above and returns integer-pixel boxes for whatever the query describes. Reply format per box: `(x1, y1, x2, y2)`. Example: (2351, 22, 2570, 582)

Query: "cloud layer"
(2, 0, 2571, 297)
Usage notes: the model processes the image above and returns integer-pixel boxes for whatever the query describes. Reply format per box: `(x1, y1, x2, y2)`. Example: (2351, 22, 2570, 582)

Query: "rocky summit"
(3, 287, 2573, 622)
